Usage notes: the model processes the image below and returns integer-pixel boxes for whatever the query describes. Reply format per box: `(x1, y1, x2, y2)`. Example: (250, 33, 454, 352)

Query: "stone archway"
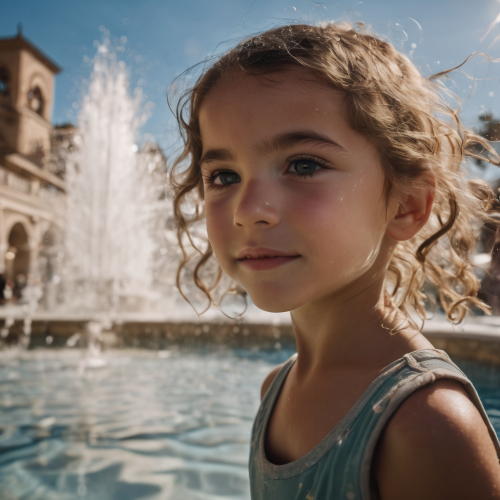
(5, 222, 30, 295)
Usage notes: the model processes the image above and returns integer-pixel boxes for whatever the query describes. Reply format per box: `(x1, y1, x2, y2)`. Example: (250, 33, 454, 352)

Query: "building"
(0, 27, 65, 302)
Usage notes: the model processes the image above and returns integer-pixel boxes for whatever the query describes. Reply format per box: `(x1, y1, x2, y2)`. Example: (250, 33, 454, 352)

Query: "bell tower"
(0, 27, 65, 285)
(0, 25, 61, 161)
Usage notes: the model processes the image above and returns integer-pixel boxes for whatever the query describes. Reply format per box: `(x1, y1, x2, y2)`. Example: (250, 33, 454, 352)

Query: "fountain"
(63, 39, 160, 315)
(43, 38, 172, 360)
(59, 38, 238, 323)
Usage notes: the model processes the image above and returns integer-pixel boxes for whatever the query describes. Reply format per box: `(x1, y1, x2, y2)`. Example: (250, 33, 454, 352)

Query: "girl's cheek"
(205, 203, 219, 233)
(206, 204, 233, 259)
(299, 183, 384, 252)
(206, 216, 226, 248)
(287, 188, 350, 232)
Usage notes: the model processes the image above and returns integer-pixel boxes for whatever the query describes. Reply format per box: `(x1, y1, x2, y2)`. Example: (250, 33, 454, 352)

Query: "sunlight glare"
(480, 12, 500, 42)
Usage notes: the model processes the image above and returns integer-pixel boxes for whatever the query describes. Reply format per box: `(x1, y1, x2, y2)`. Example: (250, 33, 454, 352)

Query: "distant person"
(5, 279, 14, 302)
(0, 273, 5, 305)
(13, 273, 26, 301)
(169, 23, 500, 499)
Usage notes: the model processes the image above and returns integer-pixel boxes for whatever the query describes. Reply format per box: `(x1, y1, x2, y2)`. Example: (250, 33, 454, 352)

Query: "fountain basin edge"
(0, 316, 499, 365)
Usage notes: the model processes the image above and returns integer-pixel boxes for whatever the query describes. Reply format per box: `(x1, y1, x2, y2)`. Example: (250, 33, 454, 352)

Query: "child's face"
(199, 67, 397, 313)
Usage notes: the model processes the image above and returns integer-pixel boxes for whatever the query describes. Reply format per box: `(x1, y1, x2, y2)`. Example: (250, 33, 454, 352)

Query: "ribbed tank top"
(249, 349, 500, 500)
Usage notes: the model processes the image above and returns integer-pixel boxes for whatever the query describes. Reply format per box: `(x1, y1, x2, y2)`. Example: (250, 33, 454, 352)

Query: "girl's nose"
(233, 179, 280, 228)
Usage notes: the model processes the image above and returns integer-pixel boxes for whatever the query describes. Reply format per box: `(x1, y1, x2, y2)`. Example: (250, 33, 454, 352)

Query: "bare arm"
(374, 378, 500, 500)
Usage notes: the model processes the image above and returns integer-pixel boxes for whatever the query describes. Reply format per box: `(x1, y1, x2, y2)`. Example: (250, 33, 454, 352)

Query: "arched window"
(0, 67, 9, 96)
(28, 86, 44, 116)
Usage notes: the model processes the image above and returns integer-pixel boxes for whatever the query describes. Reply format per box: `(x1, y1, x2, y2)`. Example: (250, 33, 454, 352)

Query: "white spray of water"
(64, 41, 157, 313)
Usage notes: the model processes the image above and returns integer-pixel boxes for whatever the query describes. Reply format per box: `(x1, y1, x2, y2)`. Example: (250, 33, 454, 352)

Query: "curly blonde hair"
(169, 22, 500, 325)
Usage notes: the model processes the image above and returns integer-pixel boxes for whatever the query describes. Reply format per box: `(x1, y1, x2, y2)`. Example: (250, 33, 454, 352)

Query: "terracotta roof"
(0, 33, 61, 74)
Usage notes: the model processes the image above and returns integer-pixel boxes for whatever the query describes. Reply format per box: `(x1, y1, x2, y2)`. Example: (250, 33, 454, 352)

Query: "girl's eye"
(204, 156, 327, 191)
(288, 159, 323, 177)
(208, 170, 240, 189)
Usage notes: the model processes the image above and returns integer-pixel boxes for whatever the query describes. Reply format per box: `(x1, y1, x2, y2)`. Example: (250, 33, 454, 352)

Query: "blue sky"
(3, 0, 500, 154)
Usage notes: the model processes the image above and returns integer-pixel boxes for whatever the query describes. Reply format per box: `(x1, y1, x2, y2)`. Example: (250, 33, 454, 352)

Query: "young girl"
(170, 22, 500, 499)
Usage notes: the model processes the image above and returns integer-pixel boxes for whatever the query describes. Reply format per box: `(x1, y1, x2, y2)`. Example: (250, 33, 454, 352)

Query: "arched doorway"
(5, 223, 30, 298)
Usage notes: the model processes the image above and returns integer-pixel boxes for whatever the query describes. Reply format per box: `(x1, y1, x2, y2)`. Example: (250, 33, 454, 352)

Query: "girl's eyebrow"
(199, 130, 347, 166)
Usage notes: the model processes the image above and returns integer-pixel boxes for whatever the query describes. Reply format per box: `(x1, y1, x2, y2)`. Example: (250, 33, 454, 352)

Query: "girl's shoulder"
(374, 377, 500, 500)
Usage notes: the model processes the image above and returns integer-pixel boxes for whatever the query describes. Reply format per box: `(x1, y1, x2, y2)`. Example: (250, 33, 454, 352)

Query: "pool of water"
(0, 347, 498, 500)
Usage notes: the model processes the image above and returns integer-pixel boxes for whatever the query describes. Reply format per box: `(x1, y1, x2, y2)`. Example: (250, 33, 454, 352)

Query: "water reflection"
(0, 347, 498, 499)
(0, 348, 293, 499)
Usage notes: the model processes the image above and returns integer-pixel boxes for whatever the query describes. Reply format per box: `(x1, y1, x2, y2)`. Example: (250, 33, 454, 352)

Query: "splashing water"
(64, 41, 158, 314)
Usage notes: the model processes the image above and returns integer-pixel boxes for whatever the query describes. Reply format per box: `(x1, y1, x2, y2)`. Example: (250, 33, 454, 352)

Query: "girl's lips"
(237, 255, 300, 271)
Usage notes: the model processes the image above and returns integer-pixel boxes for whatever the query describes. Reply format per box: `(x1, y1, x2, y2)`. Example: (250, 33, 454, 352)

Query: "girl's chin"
(247, 295, 298, 314)
(254, 305, 293, 314)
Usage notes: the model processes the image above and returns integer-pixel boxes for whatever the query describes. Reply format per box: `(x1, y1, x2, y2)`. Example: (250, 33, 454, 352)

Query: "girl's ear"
(386, 179, 436, 242)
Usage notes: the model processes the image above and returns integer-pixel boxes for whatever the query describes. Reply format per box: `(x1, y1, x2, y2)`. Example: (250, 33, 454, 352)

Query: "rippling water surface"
(0, 347, 498, 500)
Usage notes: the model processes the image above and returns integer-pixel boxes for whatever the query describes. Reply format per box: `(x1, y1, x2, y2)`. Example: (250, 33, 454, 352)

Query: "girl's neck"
(290, 275, 413, 377)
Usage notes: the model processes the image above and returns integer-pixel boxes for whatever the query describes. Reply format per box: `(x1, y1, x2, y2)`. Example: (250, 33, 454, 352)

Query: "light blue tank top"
(249, 349, 500, 500)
